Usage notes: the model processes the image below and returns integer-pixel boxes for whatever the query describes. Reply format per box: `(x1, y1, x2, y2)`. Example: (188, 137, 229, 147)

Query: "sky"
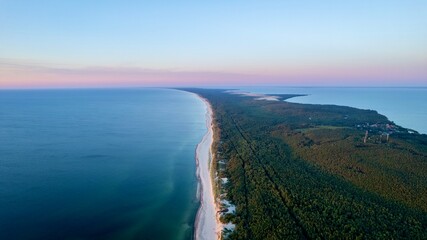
(1, 0, 426, 88)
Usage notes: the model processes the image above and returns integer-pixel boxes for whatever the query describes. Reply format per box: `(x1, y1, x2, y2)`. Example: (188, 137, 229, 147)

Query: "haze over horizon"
(1, 1, 426, 88)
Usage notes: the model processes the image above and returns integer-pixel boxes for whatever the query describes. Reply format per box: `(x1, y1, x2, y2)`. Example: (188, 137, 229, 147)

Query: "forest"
(182, 88, 427, 240)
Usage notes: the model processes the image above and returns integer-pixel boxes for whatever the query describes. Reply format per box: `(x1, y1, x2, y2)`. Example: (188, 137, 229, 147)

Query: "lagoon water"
(0, 88, 206, 240)
(240, 87, 427, 134)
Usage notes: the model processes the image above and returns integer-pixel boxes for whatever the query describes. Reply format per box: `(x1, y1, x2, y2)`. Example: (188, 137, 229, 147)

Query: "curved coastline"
(193, 95, 222, 240)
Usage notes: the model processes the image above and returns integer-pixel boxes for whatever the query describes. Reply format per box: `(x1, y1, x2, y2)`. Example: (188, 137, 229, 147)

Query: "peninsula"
(185, 88, 427, 239)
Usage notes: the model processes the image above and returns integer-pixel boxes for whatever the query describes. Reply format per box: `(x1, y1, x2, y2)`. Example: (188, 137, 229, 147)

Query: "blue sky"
(1, 0, 426, 87)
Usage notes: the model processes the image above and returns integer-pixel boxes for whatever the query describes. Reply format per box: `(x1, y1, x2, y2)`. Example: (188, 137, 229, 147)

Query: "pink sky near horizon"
(1, 61, 426, 88)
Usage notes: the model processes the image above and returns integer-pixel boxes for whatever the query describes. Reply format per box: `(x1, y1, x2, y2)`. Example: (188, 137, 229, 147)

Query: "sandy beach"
(194, 96, 222, 240)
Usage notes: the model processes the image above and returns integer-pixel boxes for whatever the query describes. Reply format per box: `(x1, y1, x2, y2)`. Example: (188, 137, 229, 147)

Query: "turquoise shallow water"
(0, 88, 206, 240)
(239, 87, 427, 134)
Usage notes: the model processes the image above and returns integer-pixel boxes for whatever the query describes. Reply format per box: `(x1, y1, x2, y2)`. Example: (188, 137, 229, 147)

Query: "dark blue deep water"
(0, 88, 206, 240)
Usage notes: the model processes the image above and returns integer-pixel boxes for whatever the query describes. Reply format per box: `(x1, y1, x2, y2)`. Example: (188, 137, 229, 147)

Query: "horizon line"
(1, 85, 427, 91)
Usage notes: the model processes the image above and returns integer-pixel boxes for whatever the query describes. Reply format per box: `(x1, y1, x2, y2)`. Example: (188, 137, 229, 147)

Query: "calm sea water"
(0, 88, 206, 240)
(240, 87, 427, 134)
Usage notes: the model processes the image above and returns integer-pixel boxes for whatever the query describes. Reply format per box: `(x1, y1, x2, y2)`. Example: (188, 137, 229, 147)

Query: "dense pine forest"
(183, 89, 427, 239)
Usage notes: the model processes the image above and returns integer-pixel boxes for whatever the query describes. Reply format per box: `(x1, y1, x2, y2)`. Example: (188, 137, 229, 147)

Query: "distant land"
(182, 88, 427, 239)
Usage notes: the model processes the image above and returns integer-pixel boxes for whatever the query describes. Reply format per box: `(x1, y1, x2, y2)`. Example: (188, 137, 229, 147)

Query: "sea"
(0, 88, 207, 240)
(240, 87, 427, 134)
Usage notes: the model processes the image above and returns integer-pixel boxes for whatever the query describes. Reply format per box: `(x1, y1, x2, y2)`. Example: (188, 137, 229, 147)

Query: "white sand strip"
(225, 90, 280, 101)
(194, 95, 222, 240)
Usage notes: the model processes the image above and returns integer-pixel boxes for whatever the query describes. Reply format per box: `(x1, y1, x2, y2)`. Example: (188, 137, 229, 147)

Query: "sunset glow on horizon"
(1, 1, 426, 88)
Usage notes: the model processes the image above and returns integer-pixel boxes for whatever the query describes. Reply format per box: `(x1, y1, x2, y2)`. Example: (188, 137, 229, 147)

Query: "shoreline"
(193, 95, 222, 240)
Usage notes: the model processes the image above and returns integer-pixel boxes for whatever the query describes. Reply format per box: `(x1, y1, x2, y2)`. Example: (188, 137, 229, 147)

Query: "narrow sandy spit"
(194, 95, 222, 240)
